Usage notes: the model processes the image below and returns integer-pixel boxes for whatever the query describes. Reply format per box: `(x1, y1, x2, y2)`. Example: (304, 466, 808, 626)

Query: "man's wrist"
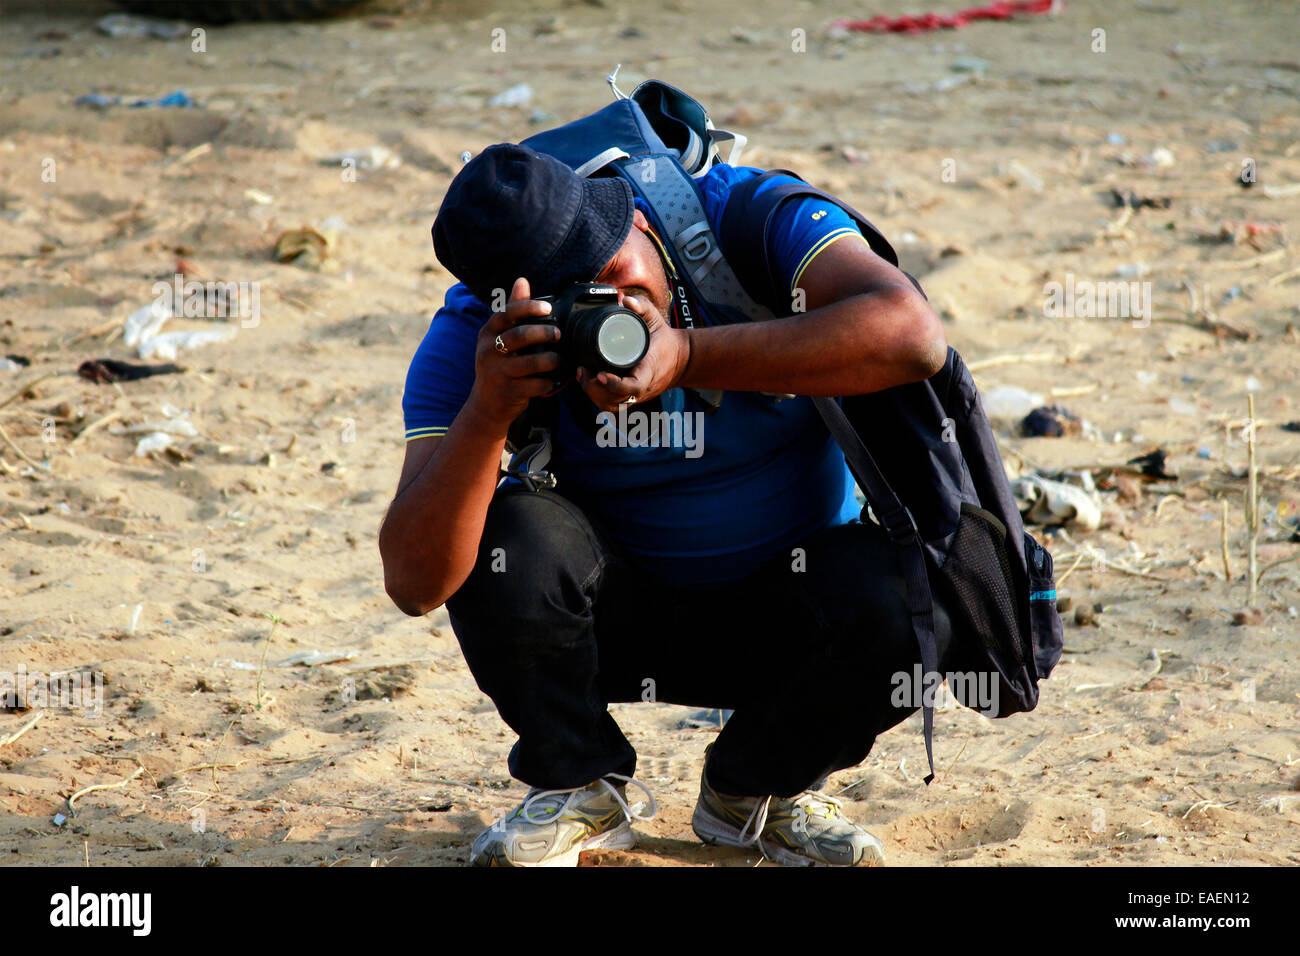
(461, 388, 516, 441)
(673, 327, 695, 389)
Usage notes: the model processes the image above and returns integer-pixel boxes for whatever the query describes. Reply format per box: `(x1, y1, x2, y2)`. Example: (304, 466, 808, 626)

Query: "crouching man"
(380, 143, 955, 866)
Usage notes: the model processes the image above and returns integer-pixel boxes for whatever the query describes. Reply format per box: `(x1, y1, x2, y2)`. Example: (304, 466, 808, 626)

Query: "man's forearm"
(380, 400, 507, 615)
(676, 286, 945, 397)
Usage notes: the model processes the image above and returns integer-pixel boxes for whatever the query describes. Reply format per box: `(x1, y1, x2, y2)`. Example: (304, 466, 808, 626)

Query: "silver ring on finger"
(494, 334, 509, 355)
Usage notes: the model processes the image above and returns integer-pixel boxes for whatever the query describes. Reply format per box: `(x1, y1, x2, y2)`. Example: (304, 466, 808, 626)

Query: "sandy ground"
(1, 0, 1297, 867)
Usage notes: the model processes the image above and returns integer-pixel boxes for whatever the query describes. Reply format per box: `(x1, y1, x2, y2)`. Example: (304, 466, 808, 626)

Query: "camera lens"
(594, 310, 649, 370)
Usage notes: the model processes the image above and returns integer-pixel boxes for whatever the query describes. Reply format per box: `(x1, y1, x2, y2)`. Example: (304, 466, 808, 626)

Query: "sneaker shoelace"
(736, 790, 844, 848)
(521, 772, 658, 825)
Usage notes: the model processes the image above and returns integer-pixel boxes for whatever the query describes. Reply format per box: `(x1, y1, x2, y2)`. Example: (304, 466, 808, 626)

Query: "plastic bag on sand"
(982, 385, 1044, 423)
(133, 432, 174, 457)
(124, 301, 172, 349)
(138, 326, 237, 361)
(1012, 474, 1103, 530)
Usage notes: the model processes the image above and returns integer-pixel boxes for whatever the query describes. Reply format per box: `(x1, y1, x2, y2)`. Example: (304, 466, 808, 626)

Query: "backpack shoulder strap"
(812, 393, 941, 785)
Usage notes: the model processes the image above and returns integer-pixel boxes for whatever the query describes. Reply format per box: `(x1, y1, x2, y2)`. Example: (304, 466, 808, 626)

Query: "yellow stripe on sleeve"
(404, 426, 448, 442)
(789, 228, 864, 297)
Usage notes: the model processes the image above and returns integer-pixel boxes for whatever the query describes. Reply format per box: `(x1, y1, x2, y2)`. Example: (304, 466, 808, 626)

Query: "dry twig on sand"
(0, 711, 44, 747)
(67, 766, 144, 817)
(1246, 395, 1259, 607)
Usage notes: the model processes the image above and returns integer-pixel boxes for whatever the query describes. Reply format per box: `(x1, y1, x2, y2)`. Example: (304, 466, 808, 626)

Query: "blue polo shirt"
(402, 164, 868, 588)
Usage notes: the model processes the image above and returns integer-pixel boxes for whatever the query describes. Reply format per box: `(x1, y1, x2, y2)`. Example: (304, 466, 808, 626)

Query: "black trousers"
(445, 487, 957, 798)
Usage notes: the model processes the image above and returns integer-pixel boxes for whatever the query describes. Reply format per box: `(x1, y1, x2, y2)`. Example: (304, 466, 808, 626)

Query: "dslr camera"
(524, 283, 650, 379)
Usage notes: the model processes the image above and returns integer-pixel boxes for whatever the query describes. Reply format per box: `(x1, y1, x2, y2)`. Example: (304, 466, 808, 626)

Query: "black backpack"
(719, 169, 1065, 782)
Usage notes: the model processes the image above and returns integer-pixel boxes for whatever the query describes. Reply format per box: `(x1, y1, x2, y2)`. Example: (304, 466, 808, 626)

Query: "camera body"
(525, 283, 651, 379)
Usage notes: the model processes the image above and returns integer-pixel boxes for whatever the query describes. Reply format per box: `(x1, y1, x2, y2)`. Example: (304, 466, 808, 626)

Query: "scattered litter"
(79, 358, 183, 384)
(138, 326, 236, 361)
(244, 188, 275, 205)
(488, 82, 533, 107)
(128, 603, 142, 634)
(1106, 132, 1127, 145)
(1115, 262, 1150, 279)
(1244, 375, 1262, 392)
(678, 708, 733, 730)
(1197, 446, 1213, 459)
(1144, 146, 1175, 170)
(1135, 370, 1158, 386)
(132, 432, 174, 457)
(97, 12, 189, 39)
(1220, 285, 1243, 305)
(1218, 220, 1285, 244)
(1281, 421, 1300, 433)
(215, 659, 258, 671)
(75, 90, 195, 109)
(1125, 449, 1177, 481)
(1, 357, 24, 373)
(828, 0, 1056, 34)
(124, 300, 171, 348)
(1110, 188, 1171, 210)
(1021, 405, 1081, 438)
(52, 813, 67, 827)
(983, 385, 1044, 422)
(950, 56, 990, 74)
(125, 417, 198, 438)
(275, 226, 331, 269)
(317, 146, 400, 171)
(1166, 397, 1197, 416)
(271, 649, 359, 668)
(1012, 474, 1103, 530)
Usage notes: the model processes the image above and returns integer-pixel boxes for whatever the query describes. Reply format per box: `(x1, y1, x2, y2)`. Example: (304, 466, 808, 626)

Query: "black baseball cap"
(432, 143, 635, 307)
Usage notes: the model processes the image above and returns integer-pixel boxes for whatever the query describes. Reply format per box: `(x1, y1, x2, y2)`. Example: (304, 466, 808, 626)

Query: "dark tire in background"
(113, 0, 366, 22)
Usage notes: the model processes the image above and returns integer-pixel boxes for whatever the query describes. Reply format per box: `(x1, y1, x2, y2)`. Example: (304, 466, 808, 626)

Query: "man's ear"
(632, 208, 650, 232)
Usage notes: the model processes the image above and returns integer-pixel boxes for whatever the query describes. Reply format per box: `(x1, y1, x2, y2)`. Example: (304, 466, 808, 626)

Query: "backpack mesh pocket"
(936, 501, 1026, 672)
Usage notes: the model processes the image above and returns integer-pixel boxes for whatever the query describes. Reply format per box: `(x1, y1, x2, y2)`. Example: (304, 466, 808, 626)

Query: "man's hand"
(465, 277, 565, 433)
(576, 292, 691, 414)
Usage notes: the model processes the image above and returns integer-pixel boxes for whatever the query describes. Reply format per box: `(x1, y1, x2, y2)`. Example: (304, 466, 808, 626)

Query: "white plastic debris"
(126, 417, 199, 438)
(0, 357, 23, 373)
(97, 12, 189, 39)
(271, 649, 359, 668)
(1145, 146, 1175, 170)
(488, 82, 533, 107)
(132, 432, 174, 457)
(124, 300, 172, 349)
(215, 659, 258, 671)
(1012, 475, 1103, 531)
(137, 326, 237, 361)
(317, 146, 400, 171)
(1115, 262, 1150, 278)
(982, 385, 1045, 422)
